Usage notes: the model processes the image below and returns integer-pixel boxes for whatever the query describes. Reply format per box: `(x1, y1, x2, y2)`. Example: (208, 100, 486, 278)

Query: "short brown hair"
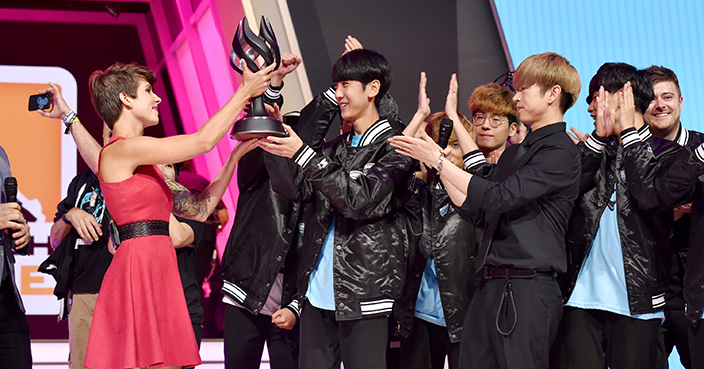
(645, 65, 681, 97)
(469, 83, 517, 123)
(89, 62, 157, 129)
(513, 52, 581, 113)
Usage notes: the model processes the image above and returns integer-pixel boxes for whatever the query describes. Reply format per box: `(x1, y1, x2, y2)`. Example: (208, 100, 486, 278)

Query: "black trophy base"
(230, 116, 286, 141)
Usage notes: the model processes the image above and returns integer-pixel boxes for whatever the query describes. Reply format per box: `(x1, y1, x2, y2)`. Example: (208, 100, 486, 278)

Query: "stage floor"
(31, 339, 269, 368)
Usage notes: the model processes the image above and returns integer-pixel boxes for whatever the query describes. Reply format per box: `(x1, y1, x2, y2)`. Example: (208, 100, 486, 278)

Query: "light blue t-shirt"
(566, 188, 664, 321)
(306, 220, 336, 310)
(306, 134, 363, 310)
(414, 254, 446, 326)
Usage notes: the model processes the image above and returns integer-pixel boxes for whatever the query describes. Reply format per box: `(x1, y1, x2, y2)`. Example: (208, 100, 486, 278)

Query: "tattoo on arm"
(165, 177, 212, 220)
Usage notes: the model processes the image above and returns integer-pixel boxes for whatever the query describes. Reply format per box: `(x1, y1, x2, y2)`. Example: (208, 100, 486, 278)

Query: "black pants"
(224, 304, 299, 369)
(399, 317, 459, 369)
(687, 319, 704, 368)
(657, 307, 690, 369)
(299, 300, 388, 369)
(552, 307, 660, 369)
(0, 276, 32, 369)
(459, 275, 562, 369)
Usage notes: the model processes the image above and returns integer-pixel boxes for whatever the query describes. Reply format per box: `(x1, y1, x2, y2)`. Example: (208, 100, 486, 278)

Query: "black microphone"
(437, 118, 453, 149)
(4, 177, 18, 239)
(4, 177, 17, 203)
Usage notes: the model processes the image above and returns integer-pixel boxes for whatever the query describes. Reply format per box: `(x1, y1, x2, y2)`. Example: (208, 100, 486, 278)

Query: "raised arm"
(269, 52, 302, 89)
(37, 83, 105, 174)
(402, 72, 431, 137)
(444, 74, 477, 155)
(101, 63, 274, 180)
(264, 51, 302, 108)
(342, 35, 364, 56)
(168, 139, 258, 221)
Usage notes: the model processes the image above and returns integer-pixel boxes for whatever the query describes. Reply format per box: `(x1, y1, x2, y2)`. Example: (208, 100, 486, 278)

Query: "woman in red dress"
(80, 61, 272, 369)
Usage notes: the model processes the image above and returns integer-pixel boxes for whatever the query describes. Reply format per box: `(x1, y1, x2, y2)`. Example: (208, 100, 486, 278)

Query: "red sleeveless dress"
(84, 137, 201, 368)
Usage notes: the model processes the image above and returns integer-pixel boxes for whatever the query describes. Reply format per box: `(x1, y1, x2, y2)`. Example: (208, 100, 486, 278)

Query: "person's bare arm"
(444, 74, 477, 155)
(169, 213, 195, 248)
(49, 208, 103, 248)
(402, 72, 431, 137)
(100, 63, 274, 182)
(169, 140, 258, 221)
(37, 83, 103, 174)
(49, 216, 72, 250)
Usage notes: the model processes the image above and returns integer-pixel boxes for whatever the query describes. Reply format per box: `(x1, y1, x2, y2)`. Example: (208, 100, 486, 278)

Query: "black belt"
(117, 220, 169, 242)
(482, 266, 555, 280)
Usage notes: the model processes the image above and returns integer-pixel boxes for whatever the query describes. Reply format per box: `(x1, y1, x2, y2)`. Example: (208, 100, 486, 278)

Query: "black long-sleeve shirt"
(459, 122, 581, 273)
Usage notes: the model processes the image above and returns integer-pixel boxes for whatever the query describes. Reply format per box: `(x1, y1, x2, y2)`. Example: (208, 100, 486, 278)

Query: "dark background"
(288, 0, 509, 136)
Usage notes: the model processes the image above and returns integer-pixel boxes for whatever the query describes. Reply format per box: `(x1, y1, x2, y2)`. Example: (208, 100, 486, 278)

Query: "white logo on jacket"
(349, 163, 376, 179)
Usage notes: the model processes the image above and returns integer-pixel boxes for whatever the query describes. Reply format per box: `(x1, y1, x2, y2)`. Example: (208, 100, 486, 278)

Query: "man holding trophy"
(258, 45, 418, 368)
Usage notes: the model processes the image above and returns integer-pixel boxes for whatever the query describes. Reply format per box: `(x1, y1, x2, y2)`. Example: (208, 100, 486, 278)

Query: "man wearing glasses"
(468, 83, 519, 164)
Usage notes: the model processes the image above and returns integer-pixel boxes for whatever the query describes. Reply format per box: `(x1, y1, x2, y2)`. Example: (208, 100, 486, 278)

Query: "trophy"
(229, 16, 286, 140)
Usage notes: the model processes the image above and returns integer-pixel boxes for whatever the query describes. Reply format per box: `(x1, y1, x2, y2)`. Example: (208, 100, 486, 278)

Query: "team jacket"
(642, 126, 704, 324)
(221, 147, 302, 316)
(264, 117, 419, 321)
(220, 84, 331, 317)
(394, 177, 477, 343)
(561, 126, 678, 315)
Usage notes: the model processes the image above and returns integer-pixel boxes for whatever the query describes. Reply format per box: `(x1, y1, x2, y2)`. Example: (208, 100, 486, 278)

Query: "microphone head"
(4, 176, 17, 203)
(4, 176, 17, 189)
(437, 118, 454, 149)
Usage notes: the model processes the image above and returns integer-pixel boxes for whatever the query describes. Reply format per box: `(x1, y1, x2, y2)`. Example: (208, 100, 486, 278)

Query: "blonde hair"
(469, 83, 517, 122)
(513, 52, 581, 113)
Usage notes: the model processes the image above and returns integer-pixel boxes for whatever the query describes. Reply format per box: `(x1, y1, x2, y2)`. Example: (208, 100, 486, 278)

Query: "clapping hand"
(594, 86, 615, 138)
(342, 35, 363, 56)
(616, 81, 635, 135)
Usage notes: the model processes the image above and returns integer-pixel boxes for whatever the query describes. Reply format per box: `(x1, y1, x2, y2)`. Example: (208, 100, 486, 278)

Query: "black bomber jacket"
(641, 125, 704, 325)
(264, 117, 419, 321)
(561, 126, 678, 315)
(394, 177, 478, 343)
(220, 84, 331, 317)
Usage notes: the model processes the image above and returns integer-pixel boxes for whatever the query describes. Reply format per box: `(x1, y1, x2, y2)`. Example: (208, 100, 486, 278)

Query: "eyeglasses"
(472, 113, 508, 128)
